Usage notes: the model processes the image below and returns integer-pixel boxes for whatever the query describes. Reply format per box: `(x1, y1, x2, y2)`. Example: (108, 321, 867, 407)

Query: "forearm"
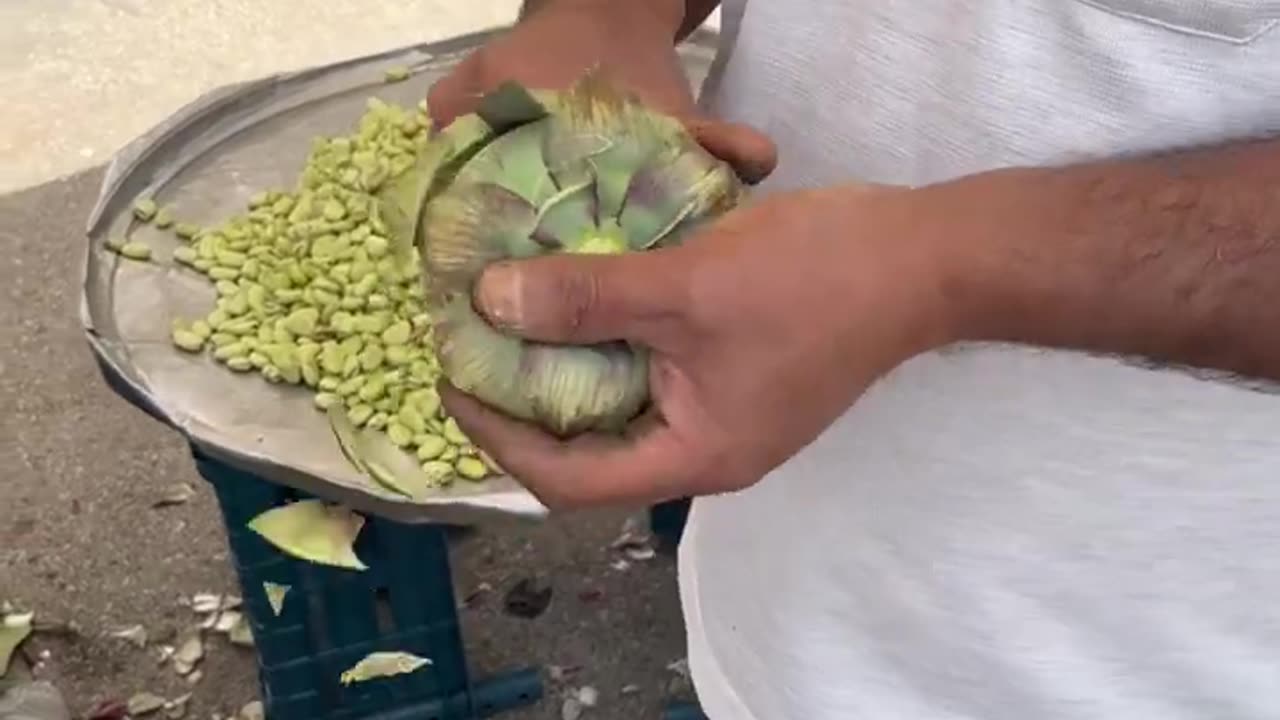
(937, 136, 1280, 382)
(517, 0, 718, 41)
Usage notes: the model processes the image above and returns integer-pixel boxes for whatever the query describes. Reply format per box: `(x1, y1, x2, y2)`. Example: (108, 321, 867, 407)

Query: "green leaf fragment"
(263, 582, 290, 616)
(246, 499, 368, 570)
(340, 651, 432, 685)
(328, 405, 440, 498)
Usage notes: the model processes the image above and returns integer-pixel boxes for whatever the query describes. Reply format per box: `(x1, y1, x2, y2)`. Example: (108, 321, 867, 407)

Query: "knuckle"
(551, 268, 603, 333)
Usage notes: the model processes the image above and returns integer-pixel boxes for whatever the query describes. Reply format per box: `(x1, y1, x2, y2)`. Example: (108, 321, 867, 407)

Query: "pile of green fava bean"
(129, 97, 495, 487)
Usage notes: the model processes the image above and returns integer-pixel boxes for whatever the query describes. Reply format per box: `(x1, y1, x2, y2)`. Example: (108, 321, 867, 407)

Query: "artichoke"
(381, 72, 745, 436)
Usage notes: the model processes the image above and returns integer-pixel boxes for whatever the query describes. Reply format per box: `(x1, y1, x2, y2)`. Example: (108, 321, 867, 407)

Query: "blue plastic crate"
(193, 447, 542, 720)
(649, 498, 693, 553)
(662, 702, 709, 720)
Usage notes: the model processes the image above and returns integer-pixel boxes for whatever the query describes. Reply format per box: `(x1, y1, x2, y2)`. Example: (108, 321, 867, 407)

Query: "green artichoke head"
(381, 71, 745, 437)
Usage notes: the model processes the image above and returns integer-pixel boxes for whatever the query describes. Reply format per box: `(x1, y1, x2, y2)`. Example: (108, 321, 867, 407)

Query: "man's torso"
(681, 2, 1280, 718)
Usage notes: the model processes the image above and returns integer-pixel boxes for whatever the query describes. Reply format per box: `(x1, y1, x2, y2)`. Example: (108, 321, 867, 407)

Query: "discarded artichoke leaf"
(339, 651, 432, 685)
(329, 404, 437, 499)
(164, 693, 192, 720)
(0, 611, 33, 678)
(239, 700, 265, 720)
(190, 593, 222, 614)
(213, 610, 241, 633)
(263, 582, 290, 617)
(246, 499, 368, 571)
(152, 482, 196, 508)
(228, 617, 254, 647)
(127, 692, 166, 717)
(172, 634, 204, 676)
(328, 404, 371, 476)
(110, 624, 148, 648)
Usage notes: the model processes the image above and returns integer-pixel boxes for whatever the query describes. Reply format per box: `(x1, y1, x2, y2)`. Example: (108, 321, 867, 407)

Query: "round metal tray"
(80, 26, 721, 524)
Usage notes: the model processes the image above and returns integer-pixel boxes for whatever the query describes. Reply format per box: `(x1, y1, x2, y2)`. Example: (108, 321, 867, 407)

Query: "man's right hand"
(426, 0, 777, 183)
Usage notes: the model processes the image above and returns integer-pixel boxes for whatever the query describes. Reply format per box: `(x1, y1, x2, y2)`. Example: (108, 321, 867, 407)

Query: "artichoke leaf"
(434, 294, 533, 418)
(340, 651, 433, 686)
(454, 121, 556, 206)
(422, 182, 538, 293)
(521, 342, 650, 436)
(531, 181, 598, 250)
(246, 499, 368, 571)
(378, 139, 452, 267)
(263, 582, 290, 617)
(329, 404, 371, 476)
(328, 405, 438, 500)
(618, 148, 730, 249)
(381, 113, 498, 265)
(0, 611, 33, 678)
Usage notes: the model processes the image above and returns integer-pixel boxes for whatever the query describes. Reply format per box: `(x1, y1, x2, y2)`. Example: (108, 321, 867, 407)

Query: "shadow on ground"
(0, 170, 693, 719)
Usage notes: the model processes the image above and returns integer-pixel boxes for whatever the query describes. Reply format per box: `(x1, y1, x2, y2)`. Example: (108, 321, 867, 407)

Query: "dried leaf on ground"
(213, 611, 241, 634)
(126, 692, 166, 716)
(238, 700, 264, 720)
(152, 483, 196, 508)
(576, 686, 599, 707)
(460, 581, 493, 609)
(172, 635, 203, 676)
(228, 616, 254, 647)
(190, 594, 222, 614)
(163, 692, 191, 719)
(561, 697, 583, 720)
(339, 651, 432, 685)
(622, 545, 656, 561)
(109, 624, 148, 648)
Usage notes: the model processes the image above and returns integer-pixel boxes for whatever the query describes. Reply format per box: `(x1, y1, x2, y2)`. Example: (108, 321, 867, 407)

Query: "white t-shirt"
(680, 2, 1280, 718)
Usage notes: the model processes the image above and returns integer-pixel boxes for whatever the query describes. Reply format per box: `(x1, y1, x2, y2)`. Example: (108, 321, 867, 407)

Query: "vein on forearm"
(954, 136, 1280, 384)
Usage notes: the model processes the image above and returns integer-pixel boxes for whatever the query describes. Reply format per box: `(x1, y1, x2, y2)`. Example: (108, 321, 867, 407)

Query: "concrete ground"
(1, 2, 715, 718)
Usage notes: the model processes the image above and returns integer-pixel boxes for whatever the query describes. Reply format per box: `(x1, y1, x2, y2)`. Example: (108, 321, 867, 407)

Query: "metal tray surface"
(81, 26, 721, 524)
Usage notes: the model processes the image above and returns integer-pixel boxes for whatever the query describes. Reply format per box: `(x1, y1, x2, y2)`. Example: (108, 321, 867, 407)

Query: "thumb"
(425, 56, 482, 130)
(472, 250, 685, 346)
(684, 116, 778, 185)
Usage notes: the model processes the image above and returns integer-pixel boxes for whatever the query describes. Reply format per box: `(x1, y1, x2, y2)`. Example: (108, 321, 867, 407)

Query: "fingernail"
(476, 263, 522, 329)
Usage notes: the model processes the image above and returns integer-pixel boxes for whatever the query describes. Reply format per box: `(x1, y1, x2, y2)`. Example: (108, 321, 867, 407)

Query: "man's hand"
(439, 186, 958, 509)
(426, 0, 776, 182)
